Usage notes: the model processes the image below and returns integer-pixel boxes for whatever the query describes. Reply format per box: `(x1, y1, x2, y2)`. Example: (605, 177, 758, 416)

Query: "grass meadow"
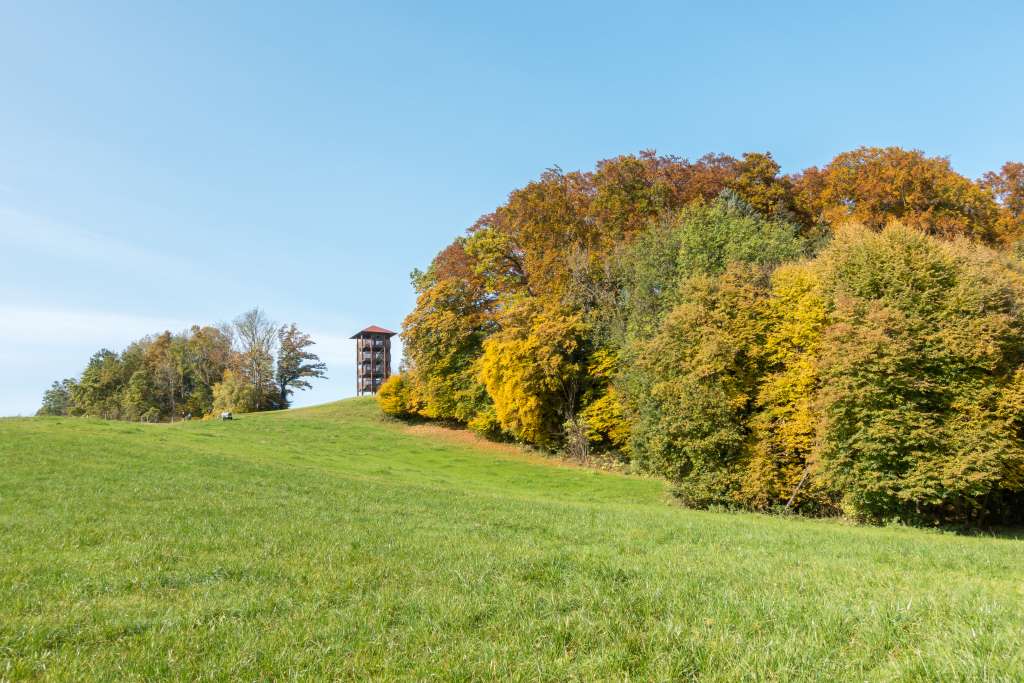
(1, 399, 1022, 681)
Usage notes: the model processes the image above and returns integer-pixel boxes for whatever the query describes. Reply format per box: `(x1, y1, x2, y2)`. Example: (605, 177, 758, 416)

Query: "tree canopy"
(384, 146, 1024, 526)
(39, 309, 327, 421)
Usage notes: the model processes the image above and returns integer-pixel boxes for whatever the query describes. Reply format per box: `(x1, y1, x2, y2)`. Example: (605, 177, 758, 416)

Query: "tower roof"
(350, 325, 397, 338)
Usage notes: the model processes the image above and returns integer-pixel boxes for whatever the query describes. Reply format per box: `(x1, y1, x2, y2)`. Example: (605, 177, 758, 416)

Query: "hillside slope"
(1, 399, 1022, 681)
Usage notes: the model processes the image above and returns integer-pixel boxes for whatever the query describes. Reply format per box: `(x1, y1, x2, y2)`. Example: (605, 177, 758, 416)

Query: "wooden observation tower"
(350, 325, 396, 395)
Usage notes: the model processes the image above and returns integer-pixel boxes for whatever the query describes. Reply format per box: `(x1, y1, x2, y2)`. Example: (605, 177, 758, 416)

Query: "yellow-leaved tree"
(477, 303, 590, 448)
(578, 349, 630, 454)
(743, 263, 831, 512)
(377, 373, 420, 417)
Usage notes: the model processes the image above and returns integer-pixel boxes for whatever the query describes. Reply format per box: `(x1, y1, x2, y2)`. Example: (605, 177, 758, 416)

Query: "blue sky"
(2, 1, 1022, 415)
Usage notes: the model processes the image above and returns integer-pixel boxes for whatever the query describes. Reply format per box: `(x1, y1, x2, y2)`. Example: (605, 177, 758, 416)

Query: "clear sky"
(2, 1, 1022, 416)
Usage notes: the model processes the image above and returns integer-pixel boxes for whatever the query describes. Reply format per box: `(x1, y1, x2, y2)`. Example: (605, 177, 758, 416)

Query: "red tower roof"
(350, 325, 397, 338)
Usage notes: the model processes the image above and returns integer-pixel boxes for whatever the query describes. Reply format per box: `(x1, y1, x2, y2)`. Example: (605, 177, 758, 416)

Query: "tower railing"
(352, 329, 394, 396)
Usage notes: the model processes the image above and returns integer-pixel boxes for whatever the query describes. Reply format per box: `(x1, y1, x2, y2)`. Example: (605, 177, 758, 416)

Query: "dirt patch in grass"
(402, 422, 628, 474)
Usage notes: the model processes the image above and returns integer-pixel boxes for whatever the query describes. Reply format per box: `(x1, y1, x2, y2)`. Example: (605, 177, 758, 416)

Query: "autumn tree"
(391, 147, 1024, 526)
(589, 151, 736, 240)
(479, 167, 594, 300)
(577, 350, 630, 454)
(180, 325, 234, 415)
(377, 373, 418, 417)
(745, 263, 831, 512)
(980, 161, 1024, 242)
(401, 239, 496, 424)
(211, 369, 258, 414)
(46, 308, 321, 421)
(472, 152, 743, 308)
(812, 147, 1001, 242)
(477, 302, 591, 448)
(144, 331, 188, 419)
(727, 152, 802, 224)
(233, 307, 280, 410)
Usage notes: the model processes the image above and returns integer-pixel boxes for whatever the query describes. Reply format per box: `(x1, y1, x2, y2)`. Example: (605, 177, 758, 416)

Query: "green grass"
(1, 399, 1022, 681)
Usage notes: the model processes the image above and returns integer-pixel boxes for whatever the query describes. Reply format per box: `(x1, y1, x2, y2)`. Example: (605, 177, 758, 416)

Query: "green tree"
(36, 378, 77, 416)
(71, 349, 127, 419)
(275, 323, 327, 407)
(813, 224, 1024, 523)
(618, 197, 807, 504)
(675, 192, 808, 276)
(121, 368, 159, 421)
(604, 195, 806, 356)
(629, 264, 772, 506)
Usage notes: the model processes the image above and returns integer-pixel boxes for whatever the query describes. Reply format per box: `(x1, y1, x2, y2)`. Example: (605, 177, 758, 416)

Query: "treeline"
(380, 147, 1024, 526)
(38, 308, 327, 421)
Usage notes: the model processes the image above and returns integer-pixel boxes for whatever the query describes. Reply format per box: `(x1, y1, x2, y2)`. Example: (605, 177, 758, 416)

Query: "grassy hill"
(1, 399, 1022, 681)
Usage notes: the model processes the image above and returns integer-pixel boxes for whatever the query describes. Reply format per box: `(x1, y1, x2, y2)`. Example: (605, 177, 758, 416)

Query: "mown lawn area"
(1, 398, 1021, 681)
